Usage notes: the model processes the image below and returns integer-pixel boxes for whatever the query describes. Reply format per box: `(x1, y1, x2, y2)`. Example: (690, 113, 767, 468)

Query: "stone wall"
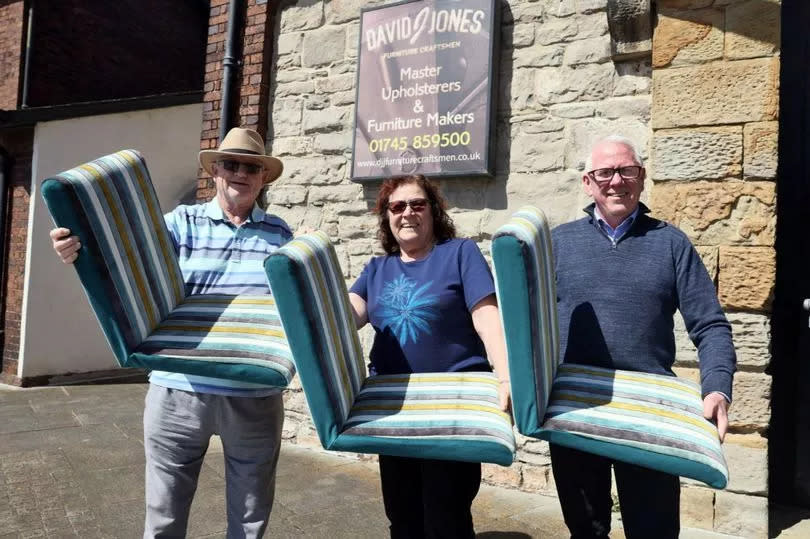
(265, 0, 775, 535)
(651, 1, 780, 536)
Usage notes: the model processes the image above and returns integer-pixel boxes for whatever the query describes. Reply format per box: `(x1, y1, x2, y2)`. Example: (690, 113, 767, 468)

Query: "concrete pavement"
(0, 382, 805, 538)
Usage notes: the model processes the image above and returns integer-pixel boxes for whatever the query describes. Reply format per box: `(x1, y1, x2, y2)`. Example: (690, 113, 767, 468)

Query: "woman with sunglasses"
(347, 174, 510, 539)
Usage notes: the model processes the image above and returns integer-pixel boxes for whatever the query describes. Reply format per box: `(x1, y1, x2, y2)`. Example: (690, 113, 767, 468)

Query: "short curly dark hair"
(374, 175, 456, 255)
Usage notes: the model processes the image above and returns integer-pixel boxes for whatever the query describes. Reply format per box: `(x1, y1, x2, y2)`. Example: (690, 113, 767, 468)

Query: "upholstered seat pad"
(131, 294, 295, 386)
(538, 364, 729, 488)
(334, 372, 516, 466)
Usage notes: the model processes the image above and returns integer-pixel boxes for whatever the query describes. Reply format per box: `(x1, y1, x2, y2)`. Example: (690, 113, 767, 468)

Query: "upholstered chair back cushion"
(265, 232, 366, 445)
(41, 150, 185, 364)
(492, 206, 559, 436)
(492, 206, 729, 489)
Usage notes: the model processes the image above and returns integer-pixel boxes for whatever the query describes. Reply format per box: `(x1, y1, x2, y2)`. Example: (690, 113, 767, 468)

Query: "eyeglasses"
(218, 159, 264, 175)
(587, 166, 643, 184)
(387, 198, 428, 214)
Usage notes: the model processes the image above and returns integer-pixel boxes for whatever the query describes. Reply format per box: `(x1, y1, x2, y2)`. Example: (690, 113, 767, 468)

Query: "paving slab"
(0, 382, 806, 538)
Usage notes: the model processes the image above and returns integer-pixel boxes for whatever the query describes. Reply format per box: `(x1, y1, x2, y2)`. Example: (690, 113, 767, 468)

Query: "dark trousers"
(550, 444, 680, 539)
(378, 455, 481, 539)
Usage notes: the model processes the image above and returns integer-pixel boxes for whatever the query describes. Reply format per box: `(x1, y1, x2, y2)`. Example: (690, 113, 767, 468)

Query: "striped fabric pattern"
(134, 294, 295, 385)
(271, 232, 366, 424)
(539, 364, 729, 488)
(492, 206, 559, 434)
(42, 150, 185, 363)
(337, 372, 516, 465)
(266, 233, 517, 465)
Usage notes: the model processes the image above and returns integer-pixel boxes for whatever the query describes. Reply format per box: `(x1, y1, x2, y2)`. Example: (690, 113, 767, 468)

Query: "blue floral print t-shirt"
(350, 238, 495, 375)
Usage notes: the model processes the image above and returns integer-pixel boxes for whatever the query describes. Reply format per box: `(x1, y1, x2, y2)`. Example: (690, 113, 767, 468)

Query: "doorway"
(769, 0, 810, 508)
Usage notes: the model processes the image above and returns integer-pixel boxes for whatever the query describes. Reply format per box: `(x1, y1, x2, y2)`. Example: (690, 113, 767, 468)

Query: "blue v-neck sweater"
(551, 204, 737, 399)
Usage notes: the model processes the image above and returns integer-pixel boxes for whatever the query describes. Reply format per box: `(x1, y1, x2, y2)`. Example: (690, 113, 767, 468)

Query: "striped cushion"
(265, 232, 366, 444)
(132, 294, 295, 386)
(266, 233, 517, 465)
(539, 364, 729, 489)
(41, 150, 185, 365)
(335, 372, 516, 466)
(492, 206, 729, 488)
(492, 206, 559, 435)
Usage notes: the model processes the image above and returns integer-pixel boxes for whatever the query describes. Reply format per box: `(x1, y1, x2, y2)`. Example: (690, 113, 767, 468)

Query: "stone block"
(337, 215, 373, 239)
(652, 58, 779, 128)
(278, 32, 303, 56)
(727, 371, 771, 430)
(315, 73, 355, 94)
(302, 26, 346, 67)
(695, 245, 718, 282)
(652, 8, 723, 68)
(280, 0, 324, 32)
(724, 439, 767, 494)
(564, 117, 650, 170)
(345, 22, 359, 59)
(280, 156, 347, 186)
(718, 246, 775, 310)
(595, 96, 651, 121)
(511, 22, 536, 48)
(504, 171, 582, 226)
(550, 103, 596, 119)
(714, 491, 768, 538)
(652, 127, 742, 180)
(650, 181, 775, 246)
(535, 16, 579, 45)
(325, 0, 370, 24)
(563, 37, 611, 66)
(507, 68, 537, 111)
(514, 44, 565, 68)
(272, 98, 304, 137)
(680, 486, 715, 530)
(509, 133, 566, 173)
(521, 464, 554, 493)
(743, 121, 778, 180)
(267, 185, 307, 206)
(272, 136, 313, 156)
(613, 59, 652, 96)
(309, 184, 363, 205)
(535, 63, 616, 105)
(313, 132, 352, 155)
(302, 105, 353, 133)
(675, 311, 771, 369)
(482, 462, 522, 488)
(449, 211, 483, 240)
(725, 0, 780, 61)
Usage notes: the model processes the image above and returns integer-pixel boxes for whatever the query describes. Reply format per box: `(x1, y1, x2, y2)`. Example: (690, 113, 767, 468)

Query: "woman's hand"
(498, 379, 512, 415)
(49, 228, 81, 264)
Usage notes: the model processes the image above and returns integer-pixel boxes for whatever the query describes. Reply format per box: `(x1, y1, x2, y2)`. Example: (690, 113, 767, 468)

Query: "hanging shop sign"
(351, 0, 500, 181)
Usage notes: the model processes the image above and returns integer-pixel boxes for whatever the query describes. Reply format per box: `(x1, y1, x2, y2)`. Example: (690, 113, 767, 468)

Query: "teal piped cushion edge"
(41, 178, 133, 366)
(264, 252, 342, 447)
(127, 353, 289, 386)
(332, 434, 515, 467)
(538, 430, 728, 489)
(492, 234, 542, 437)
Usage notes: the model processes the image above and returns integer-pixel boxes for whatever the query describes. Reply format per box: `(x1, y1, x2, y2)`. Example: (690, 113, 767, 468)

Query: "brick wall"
(0, 0, 25, 110)
(0, 127, 33, 384)
(24, 0, 207, 107)
(197, 0, 276, 202)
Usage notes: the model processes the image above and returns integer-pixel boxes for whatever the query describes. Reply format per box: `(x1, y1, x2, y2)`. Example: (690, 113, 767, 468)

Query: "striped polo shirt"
(148, 199, 293, 396)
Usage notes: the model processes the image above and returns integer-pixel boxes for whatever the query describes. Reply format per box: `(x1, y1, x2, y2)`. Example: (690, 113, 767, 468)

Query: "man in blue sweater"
(550, 135, 736, 539)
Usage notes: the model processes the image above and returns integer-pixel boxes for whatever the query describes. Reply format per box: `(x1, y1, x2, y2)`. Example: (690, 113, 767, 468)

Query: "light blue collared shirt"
(593, 206, 640, 244)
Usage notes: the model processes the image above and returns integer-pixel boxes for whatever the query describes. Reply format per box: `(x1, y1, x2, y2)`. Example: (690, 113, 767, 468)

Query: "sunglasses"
(387, 198, 429, 214)
(218, 159, 264, 175)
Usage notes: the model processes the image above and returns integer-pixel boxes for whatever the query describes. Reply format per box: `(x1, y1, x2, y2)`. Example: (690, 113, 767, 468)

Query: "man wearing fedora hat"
(50, 127, 292, 538)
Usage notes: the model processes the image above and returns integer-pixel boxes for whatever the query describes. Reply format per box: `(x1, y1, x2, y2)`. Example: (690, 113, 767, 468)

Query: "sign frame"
(349, 0, 501, 182)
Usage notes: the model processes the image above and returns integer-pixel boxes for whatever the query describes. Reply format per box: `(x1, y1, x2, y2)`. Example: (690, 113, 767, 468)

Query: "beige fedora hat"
(199, 127, 283, 183)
